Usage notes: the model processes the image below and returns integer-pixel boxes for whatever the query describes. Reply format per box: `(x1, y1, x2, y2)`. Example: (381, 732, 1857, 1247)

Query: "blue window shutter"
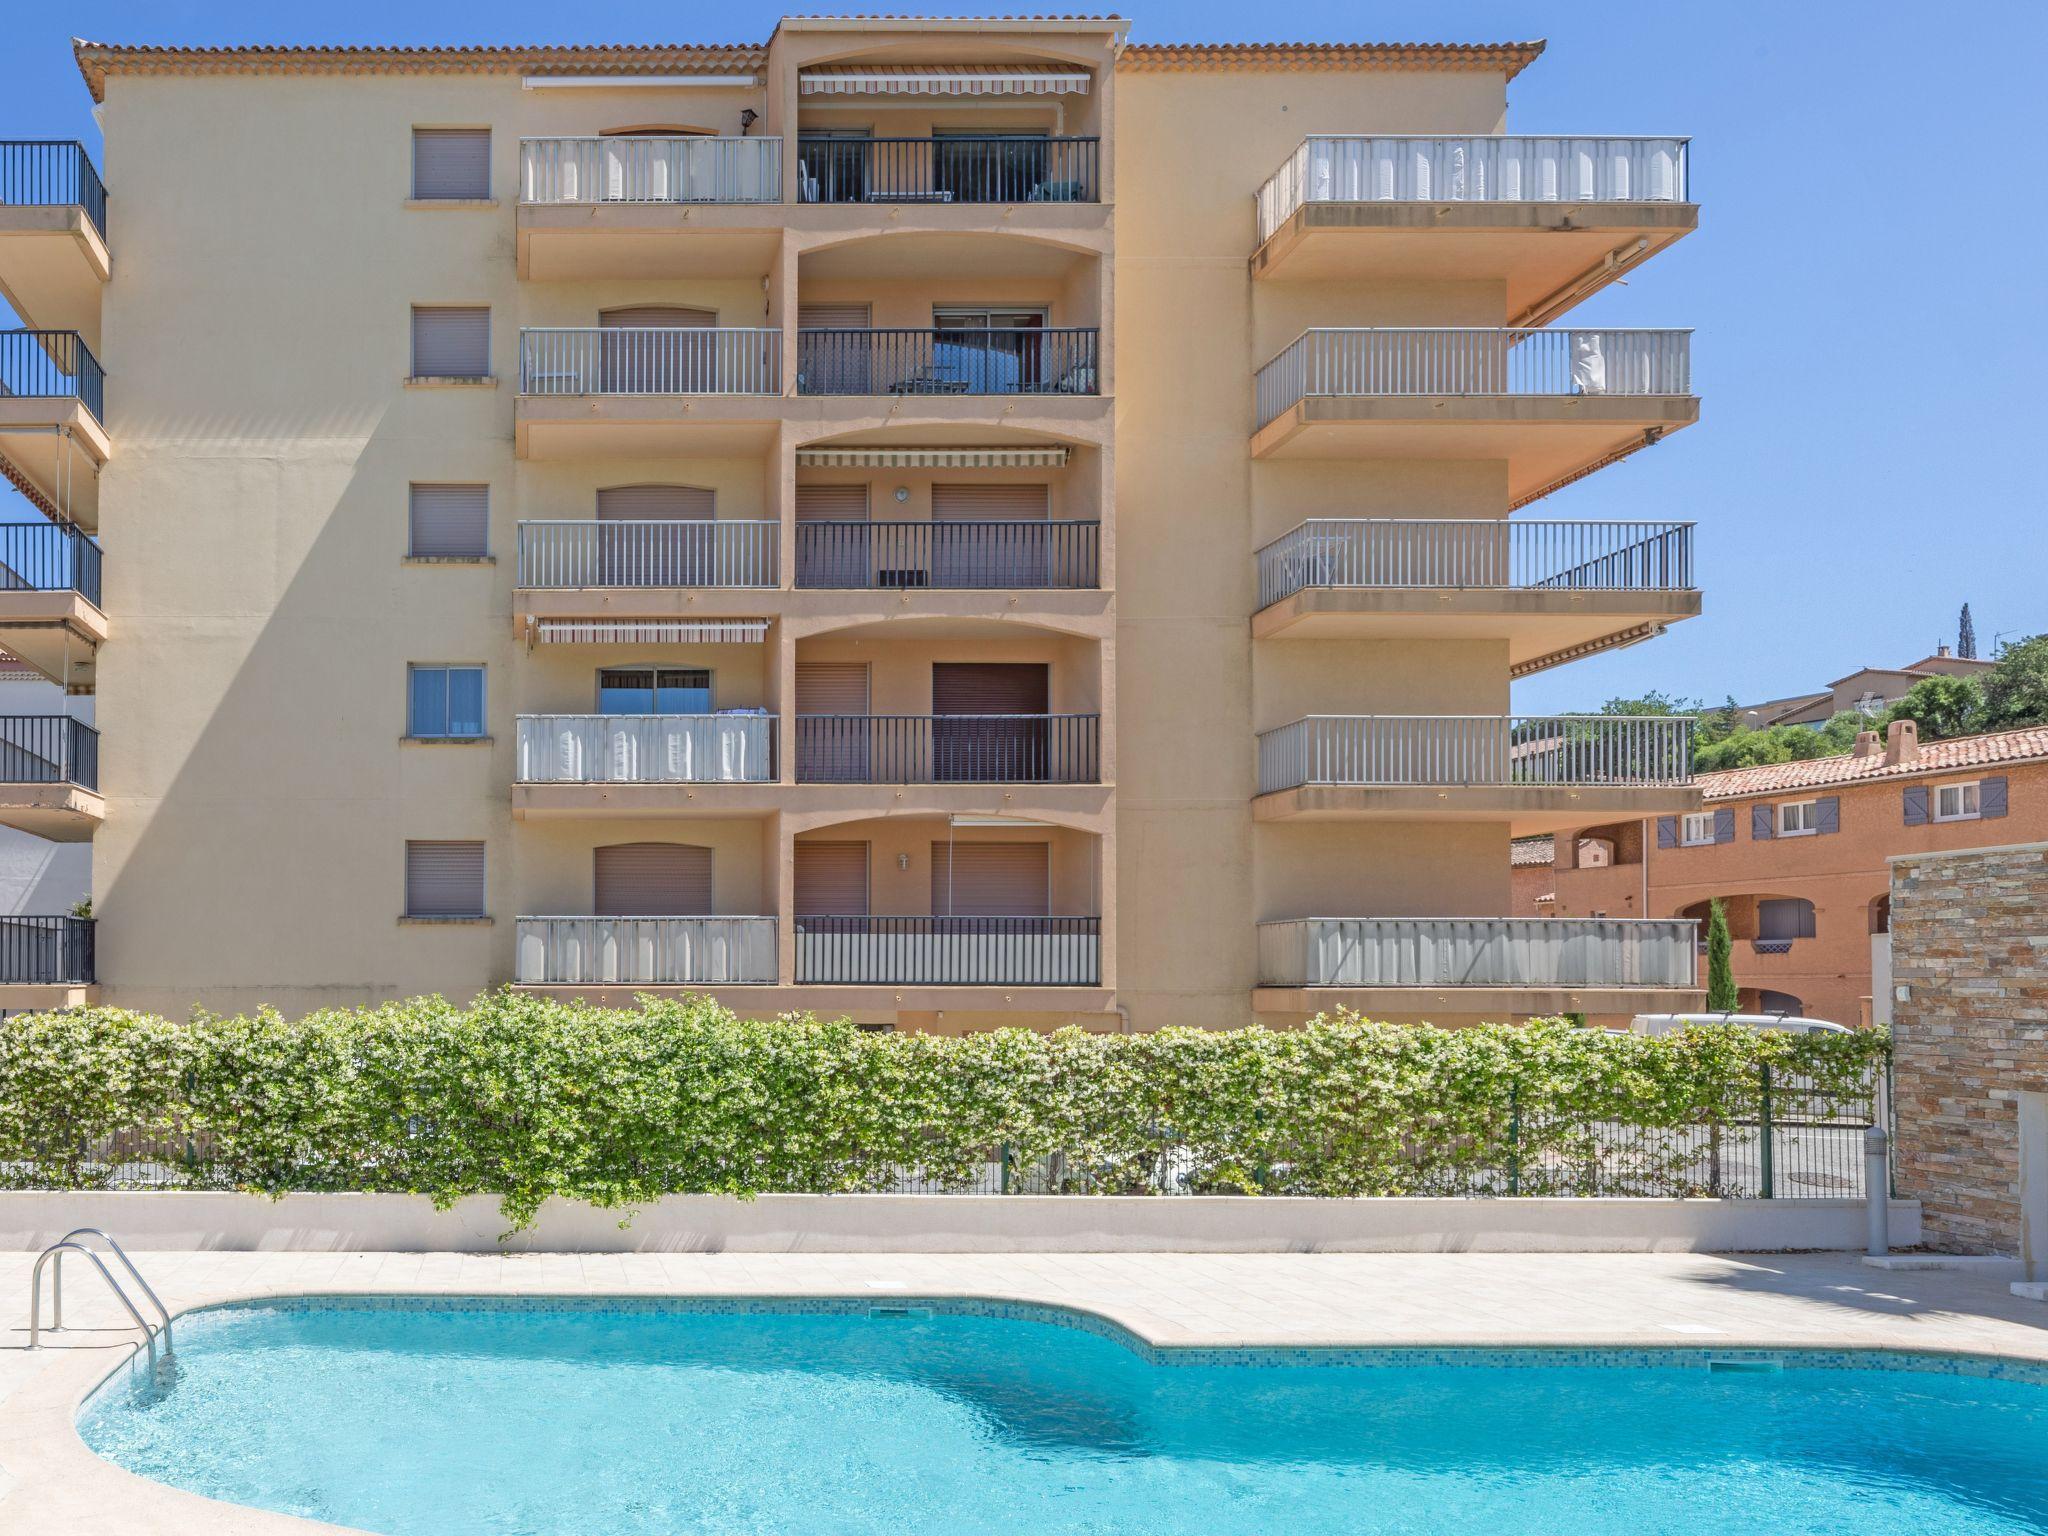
(1980, 776, 2008, 819)
(1714, 807, 1736, 843)
(1657, 816, 1677, 849)
(1902, 785, 1928, 826)
(1752, 804, 1774, 840)
(1815, 795, 1840, 834)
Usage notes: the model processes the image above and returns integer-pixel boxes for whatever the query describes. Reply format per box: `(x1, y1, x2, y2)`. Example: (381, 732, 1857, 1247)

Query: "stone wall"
(1890, 840, 2048, 1254)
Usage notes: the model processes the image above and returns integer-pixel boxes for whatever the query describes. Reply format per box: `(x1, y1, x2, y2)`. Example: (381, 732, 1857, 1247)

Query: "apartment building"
(1530, 721, 2048, 1027)
(0, 17, 1706, 1028)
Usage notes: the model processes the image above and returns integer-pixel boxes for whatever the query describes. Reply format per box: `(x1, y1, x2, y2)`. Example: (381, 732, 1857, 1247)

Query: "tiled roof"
(1119, 40, 1544, 77)
(1699, 727, 2048, 801)
(1511, 835, 1555, 867)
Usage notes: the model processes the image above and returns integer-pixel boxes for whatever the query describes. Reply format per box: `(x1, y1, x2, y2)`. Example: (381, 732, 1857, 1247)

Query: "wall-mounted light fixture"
(897, 852, 911, 871)
(894, 486, 911, 504)
(739, 108, 760, 135)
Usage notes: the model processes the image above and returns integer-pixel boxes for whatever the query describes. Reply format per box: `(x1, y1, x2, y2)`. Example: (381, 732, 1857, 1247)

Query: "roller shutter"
(411, 307, 490, 379)
(798, 303, 872, 330)
(597, 485, 715, 519)
(932, 663, 1049, 715)
(795, 841, 870, 916)
(796, 662, 870, 714)
(412, 129, 491, 200)
(405, 841, 485, 917)
(930, 842, 1049, 916)
(795, 484, 870, 520)
(409, 484, 489, 558)
(594, 842, 712, 915)
(601, 306, 716, 328)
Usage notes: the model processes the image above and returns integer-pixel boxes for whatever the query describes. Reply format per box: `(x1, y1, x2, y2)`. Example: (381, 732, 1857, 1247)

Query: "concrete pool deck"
(3, 1249, 2047, 1533)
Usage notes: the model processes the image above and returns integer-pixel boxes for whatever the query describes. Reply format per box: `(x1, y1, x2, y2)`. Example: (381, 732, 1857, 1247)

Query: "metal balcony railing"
(1256, 518, 1692, 608)
(516, 520, 777, 588)
(798, 135, 1100, 204)
(1256, 715, 1694, 796)
(0, 141, 107, 237)
(795, 519, 1100, 590)
(795, 714, 1099, 784)
(518, 328, 782, 396)
(0, 715, 98, 790)
(795, 915, 1100, 986)
(516, 916, 778, 986)
(0, 522, 102, 607)
(1257, 917, 1699, 989)
(520, 136, 781, 204)
(516, 714, 776, 784)
(1256, 135, 1690, 243)
(1255, 327, 1691, 429)
(0, 331, 105, 424)
(796, 328, 1097, 396)
(0, 915, 94, 985)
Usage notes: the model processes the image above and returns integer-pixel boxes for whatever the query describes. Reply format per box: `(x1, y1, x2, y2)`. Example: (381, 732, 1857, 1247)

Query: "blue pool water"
(79, 1298, 2048, 1536)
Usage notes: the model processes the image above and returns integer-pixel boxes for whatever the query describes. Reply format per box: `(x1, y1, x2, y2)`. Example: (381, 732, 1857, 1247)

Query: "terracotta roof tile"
(1511, 835, 1555, 867)
(1118, 40, 1544, 77)
(1698, 727, 2048, 801)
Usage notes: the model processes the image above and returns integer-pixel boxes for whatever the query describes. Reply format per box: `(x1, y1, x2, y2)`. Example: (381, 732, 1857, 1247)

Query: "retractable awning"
(794, 446, 1069, 469)
(798, 65, 1090, 96)
(534, 619, 768, 645)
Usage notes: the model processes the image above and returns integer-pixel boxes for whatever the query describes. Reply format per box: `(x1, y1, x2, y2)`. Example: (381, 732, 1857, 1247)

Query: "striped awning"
(794, 446, 1069, 469)
(535, 619, 768, 645)
(798, 65, 1090, 97)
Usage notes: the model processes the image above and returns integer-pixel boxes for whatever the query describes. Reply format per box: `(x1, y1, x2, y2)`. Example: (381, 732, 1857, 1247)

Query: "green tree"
(1884, 674, 1984, 740)
(1705, 899, 1738, 1013)
(1982, 633, 2048, 730)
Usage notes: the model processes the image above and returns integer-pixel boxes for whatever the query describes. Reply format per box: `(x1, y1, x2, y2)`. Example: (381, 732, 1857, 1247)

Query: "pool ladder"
(28, 1228, 173, 1353)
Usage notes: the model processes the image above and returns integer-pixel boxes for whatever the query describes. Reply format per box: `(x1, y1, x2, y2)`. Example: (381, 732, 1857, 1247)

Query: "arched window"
(1869, 893, 1891, 935)
(1756, 990, 1805, 1018)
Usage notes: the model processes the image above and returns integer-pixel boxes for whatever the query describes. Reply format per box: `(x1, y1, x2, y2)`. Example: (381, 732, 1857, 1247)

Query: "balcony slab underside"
(1250, 203, 1697, 323)
(1251, 782, 1701, 836)
(1251, 984, 1705, 1021)
(1248, 396, 1698, 507)
(0, 782, 103, 841)
(0, 589, 106, 687)
(0, 206, 109, 348)
(0, 982, 96, 1011)
(1251, 585, 1701, 671)
(512, 782, 1114, 830)
(0, 397, 107, 527)
(513, 981, 1117, 1019)
(516, 586, 1113, 638)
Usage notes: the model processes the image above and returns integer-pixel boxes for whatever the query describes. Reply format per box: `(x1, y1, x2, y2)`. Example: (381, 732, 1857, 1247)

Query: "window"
(598, 667, 711, 714)
(409, 665, 486, 739)
(411, 306, 490, 380)
(411, 128, 490, 200)
(405, 841, 485, 918)
(1777, 800, 1819, 837)
(409, 484, 488, 558)
(1934, 781, 1982, 822)
(1757, 898, 1817, 942)
(1680, 812, 1715, 847)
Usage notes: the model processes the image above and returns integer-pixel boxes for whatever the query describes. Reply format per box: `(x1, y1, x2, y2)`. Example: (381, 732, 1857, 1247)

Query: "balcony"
(797, 327, 1098, 399)
(795, 519, 1100, 590)
(513, 713, 777, 818)
(0, 714, 101, 839)
(1254, 916, 1701, 1019)
(1254, 714, 1697, 833)
(1254, 517, 1698, 673)
(0, 143, 109, 347)
(0, 330, 108, 528)
(0, 521, 105, 689)
(1250, 328, 1696, 507)
(798, 135, 1100, 205)
(515, 327, 783, 458)
(0, 915, 95, 1007)
(796, 915, 1099, 986)
(1252, 136, 1695, 322)
(515, 916, 778, 987)
(514, 520, 778, 630)
(795, 714, 1100, 785)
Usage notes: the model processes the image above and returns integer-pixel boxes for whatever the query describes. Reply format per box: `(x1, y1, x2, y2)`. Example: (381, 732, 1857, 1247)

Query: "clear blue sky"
(6, 1, 2043, 712)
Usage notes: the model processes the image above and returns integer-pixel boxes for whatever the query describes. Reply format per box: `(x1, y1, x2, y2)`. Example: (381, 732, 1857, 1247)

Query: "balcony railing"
(520, 136, 781, 205)
(797, 328, 1097, 396)
(0, 522, 102, 607)
(795, 915, 1100, 986)
(0, 915, 94, 985)
(517, 520, 777, 588)
(518, 327, 782, 396)
(1258, 917, 1698, 989)
(1255, 328, 1691, 430)
(0, 330, 105, 424)
(795, 714, 1099, 784)
(1256, 518, 1692, 609)
(0, 715, 98, 790)
(1256, 135, 1690, 243)
(1257, 715, 1694, 796)
(795, 519, 1100, 590)
(0, 141, 107, 238)
(516, 916, 778, 986)
(516, 714, 775, 784)
(798, 135, 1100, 205)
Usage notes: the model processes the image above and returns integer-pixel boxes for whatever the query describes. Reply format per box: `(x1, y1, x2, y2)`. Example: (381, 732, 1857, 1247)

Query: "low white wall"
(0, 1192, 1922, 1255)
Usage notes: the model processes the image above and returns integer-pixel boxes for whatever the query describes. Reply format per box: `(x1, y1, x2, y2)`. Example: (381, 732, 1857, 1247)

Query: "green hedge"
(0, 993, 1890, 1227)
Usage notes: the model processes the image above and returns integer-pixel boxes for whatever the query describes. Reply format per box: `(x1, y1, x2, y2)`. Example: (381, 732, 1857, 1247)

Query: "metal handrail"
(48, 1227, 174, 1341)
(29, 1241, 161, 1352)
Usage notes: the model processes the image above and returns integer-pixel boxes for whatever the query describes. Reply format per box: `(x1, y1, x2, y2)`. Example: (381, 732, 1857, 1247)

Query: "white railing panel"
(516, 916, 778, 985)
(1255, 518, 1693, 606)
(1258, 917, 1698, 989)
(519, 327, 782, 396)
(1256, 715, 1693, 795)
(516, 520, 778, 588)
(516, 715, 775, 784)
(520, 136, 782, 205)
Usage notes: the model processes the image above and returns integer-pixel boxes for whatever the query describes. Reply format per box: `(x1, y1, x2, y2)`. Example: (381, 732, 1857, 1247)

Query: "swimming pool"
(80, 1297, 2048, 1536)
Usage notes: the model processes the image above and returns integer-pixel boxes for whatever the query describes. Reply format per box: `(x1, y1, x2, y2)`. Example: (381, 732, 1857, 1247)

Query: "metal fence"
(1257, 715, 1693, 795)
(794, 519, 1100, 590)
(0, 522, 102, 606)
(0, 715, 98, 789)
(1255, 518, 1692, 607)
(0, 140, 107, 236)
(518, 328, 782, 396)
(798, 135, 1099, 204)
(1255, 327, 1691, 429)
(795, 915, 1101, 986)
(516, 715, 775, 784)
(0, 330, 106, 423)
(519, 136, 781, 204)
(797, 327, 1098, 396)
(794, 713, 1099, 784)
(515, 917, 778, 986)
(0, 915, 94, 985)
(1258, 917, 1699, 989)
(1256, 134, 1690, 242)
(516, 520, 777, 588)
